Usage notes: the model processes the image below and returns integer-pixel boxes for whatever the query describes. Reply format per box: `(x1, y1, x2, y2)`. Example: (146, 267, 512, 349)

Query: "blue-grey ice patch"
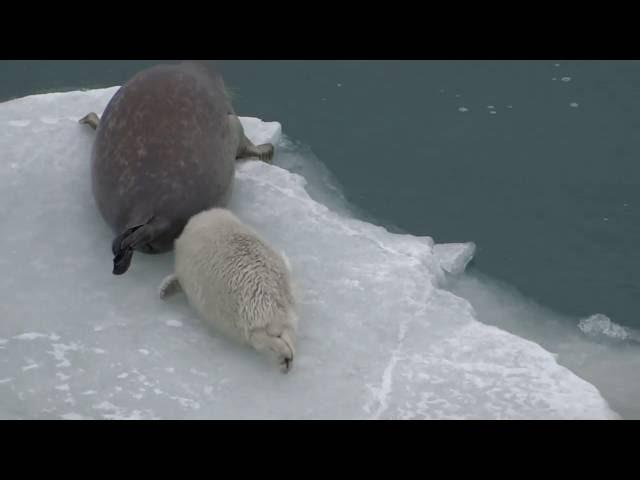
(0, 87, 619, 419)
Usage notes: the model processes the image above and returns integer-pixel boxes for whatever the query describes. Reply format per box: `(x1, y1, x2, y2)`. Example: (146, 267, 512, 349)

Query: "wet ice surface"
(0, 87, 618, 419)
(448, 273, 640, 419)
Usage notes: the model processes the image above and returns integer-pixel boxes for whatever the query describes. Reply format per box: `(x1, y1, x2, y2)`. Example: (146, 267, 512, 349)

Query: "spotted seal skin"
(79, 61, 274, 275)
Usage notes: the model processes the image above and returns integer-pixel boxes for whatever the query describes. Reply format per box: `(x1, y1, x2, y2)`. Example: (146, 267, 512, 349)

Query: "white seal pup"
(159, 208, 297, 373)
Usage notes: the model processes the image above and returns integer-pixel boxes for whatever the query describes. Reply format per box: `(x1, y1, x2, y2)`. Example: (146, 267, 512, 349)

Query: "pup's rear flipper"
(111, 220, 158, 275)
(159, 274, 182, 299)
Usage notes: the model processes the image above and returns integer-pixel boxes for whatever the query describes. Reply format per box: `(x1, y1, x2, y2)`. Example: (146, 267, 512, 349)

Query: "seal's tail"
(111, 221, 155, 275)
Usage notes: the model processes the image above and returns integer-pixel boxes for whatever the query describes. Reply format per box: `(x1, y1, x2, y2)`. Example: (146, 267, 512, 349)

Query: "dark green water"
(2, 60, 638, 330)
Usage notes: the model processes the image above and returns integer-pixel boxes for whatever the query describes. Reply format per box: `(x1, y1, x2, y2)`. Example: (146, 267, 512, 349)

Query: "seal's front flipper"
(79, 112, 100, 130)
(239, 142, 275, 163)
(229, 114, 275, 163)
(111, 220, 156, 275)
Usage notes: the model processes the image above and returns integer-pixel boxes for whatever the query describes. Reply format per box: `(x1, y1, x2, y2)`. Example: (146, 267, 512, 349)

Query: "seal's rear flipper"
(112, 248, 134, 275)
(111, 221, 156, 275)
(79, 112, 100, 130)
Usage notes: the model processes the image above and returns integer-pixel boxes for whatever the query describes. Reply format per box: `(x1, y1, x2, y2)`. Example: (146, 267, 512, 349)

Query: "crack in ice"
(364, 320, 410, 419)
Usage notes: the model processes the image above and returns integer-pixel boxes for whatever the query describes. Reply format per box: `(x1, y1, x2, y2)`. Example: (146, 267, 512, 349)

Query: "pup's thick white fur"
(159, 208, 297, 372)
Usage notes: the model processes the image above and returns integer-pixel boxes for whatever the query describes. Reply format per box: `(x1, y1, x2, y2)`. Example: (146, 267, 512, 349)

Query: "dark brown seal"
(80, 61, 274, 275)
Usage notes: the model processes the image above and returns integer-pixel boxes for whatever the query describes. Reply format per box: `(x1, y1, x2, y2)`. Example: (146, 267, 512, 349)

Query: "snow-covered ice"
(0, 87, 618, 419)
